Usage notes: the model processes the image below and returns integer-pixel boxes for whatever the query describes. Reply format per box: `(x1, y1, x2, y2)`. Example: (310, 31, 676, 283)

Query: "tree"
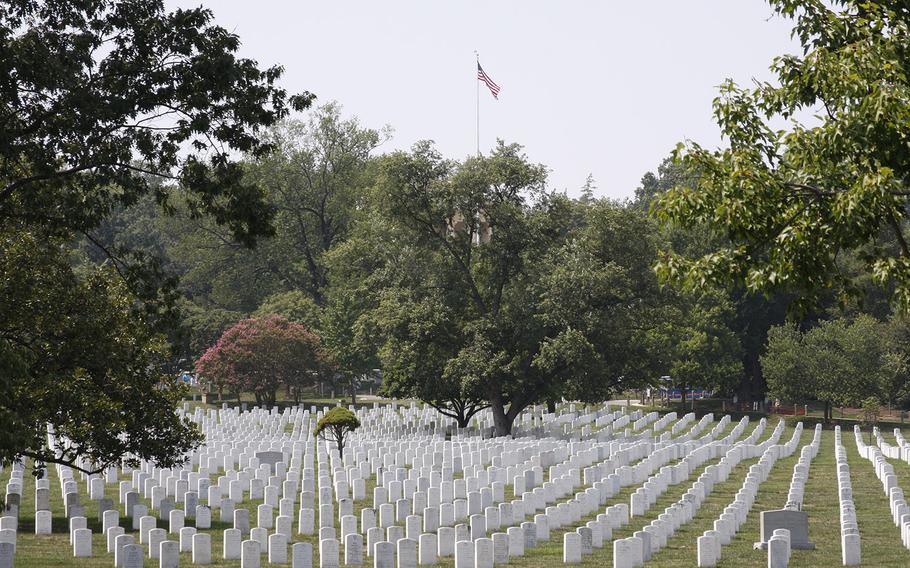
(254, 290, 323, 330)
(360, 142, 660, 436)
(633, 157, 691, 213)
(195, 316, 329, 407)
(374, 288, 489, 428)
(1, 0, 310, 472)
(178, 301, 244, 366)
(654, 1, 910, 314)
(881, 316, 910, 408)
(634, 156, 789, 403)
(579, 173, 597, 203)
(319, 287, 380, 405)
(639, 292, 743, 404)
(371, 141, 567, 435)
(215, 103, 387, 306)
(314, 407, 360, 454)
(762, 315, 896, 421)
(0, 229, 202, 474)
(861, 396, 881, 441)
(2, 0, 312, 246)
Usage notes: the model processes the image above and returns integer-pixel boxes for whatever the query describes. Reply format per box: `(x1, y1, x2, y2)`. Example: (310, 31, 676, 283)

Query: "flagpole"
(475, 51, 480, 156)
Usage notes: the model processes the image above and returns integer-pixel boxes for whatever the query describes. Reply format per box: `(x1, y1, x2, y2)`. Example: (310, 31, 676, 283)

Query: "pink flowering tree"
(195, 315, 331, 407)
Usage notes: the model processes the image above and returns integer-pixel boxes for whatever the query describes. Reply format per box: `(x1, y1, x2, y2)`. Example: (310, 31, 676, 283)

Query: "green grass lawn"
(6, 420, 910, 566)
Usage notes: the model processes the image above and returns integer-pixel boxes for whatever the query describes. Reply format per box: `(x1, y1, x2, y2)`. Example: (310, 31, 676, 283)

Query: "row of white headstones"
(858, 423, 910, 563)
(0, 401, 869, 568)
(835, 426, 860, 566)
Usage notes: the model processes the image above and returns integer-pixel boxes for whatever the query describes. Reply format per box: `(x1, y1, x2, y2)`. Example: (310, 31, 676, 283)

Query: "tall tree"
(258, 104, 387, 305)
(164, 104, 384, 319)
(0, 0, 311, 472)
(654, 1, 910, 314)
(362, 142, 660, 435)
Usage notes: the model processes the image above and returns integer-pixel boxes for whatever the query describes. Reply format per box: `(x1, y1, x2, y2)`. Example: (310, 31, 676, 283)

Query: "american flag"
(477, 62, 500, 99)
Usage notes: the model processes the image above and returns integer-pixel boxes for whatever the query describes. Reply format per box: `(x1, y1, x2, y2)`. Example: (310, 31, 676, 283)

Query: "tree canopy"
(761, 314, 908, 420)
(314, 407, 360, 454)
(654, 1, 910, 314)
(0, 228, 201, 474)
(0, 0, 311, 472)
(331, 141, 731, 435)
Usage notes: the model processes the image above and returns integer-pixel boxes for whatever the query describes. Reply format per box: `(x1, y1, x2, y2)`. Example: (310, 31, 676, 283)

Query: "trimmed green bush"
(314, 406, 361, 453)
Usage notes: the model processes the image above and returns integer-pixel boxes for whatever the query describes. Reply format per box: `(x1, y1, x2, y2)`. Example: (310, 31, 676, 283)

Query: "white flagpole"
(475, 51, 480, 156)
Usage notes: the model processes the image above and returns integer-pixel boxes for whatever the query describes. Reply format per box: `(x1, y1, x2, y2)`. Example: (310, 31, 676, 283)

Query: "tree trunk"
(334, 426, 345, 454)
(492, 407, 512, 436)
(454, 402, 473, 429)
(350, 377, 357, 405)
(491, 394, 514, 437)
(546, 399, 557, 414)
(824, 400, 831, 423)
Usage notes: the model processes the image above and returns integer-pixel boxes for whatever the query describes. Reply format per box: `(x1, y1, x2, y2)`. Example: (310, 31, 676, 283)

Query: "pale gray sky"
(168, 1, 803, 199)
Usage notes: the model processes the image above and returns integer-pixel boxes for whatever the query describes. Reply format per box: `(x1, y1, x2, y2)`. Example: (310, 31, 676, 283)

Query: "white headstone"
(35, 510, 52, 535)
(107, 525, 125, 553)
(115, 533, 135, 567)
(159, 539, 179, 568)
(438, 527, 455, 557)
(241, 539, 261, 568)
(179, 526, 196, 552)
(148, 528, 166, 559)
(842, 533, 860, 566)
(492, 532, 509, 564)
(768, 536, 788, 568)
(224, 528, 242, 560)
(292, 542, 313, 568)
(193, 532, 212, 565)
(563, 531, 580, 564)
(397, 538, 417, 568)
(123, 543, 144, 568)
(73, 528, 93, 557)
(319, 538, 340, 568)
(344, 533, 363, 566)
(374, 541, 394, 568)
(454, 540, 473, 568)
(418, 533, 437, 565)
(269, 533, 288, 564)
(0, 542, 12, 568)
(474, 538, 493, 568)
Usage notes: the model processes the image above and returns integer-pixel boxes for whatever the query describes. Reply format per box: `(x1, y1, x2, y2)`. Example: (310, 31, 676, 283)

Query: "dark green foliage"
(0, 228, 202, 474)
(347, 141, 716, 435)
(1, 0, 312, 247)
(0, 0, 310, 472)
